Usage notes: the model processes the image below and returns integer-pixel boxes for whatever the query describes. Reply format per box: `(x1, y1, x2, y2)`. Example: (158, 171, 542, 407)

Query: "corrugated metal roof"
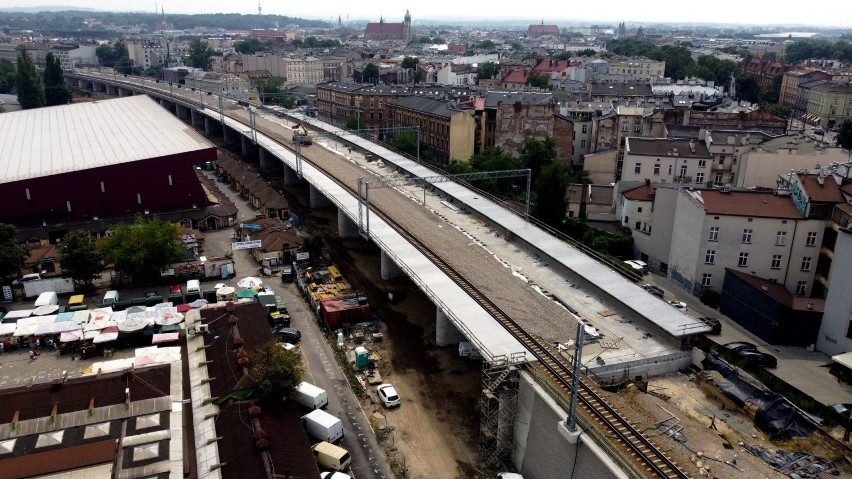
(0, 96, 210, 185)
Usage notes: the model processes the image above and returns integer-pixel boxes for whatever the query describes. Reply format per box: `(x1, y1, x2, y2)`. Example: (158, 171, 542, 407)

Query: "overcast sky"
(1, 1, 849, 28)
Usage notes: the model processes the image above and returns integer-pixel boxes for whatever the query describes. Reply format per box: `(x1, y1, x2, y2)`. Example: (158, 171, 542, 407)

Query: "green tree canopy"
(390, 131, 418, 157)
(0, 223, 28, 279)
(15, 46, 45, 109)
(784, 40, 852, 64)
(361, 63, 379, 84)
(186, 39, 214, 70)
(292, 37, 340, 48)
(43, 52, 70, 107)
(60, 229, 102, 286)
(526, 71, 550, 89)
(533, 161, 569, 227)
(475, 61, 500, 84)
(234, 38, 268, 54)
(575, 48, 597, 57)
(474, 40, 496, 50)
(467, 147, 521, 193)
(647, 44, 694, 80)
(250, 341, 304, 401)
(836, 119, 852, 153)
(100, 215, 185, 283)
(520, 136, 557, 185)
(345, 116, 362, 130)
(95, 40, 132, 73)
(299, 231, 325, 266)
(401, 56, 419, 70)
(0, 58, 15, 94)
(735, 72, 761, 103)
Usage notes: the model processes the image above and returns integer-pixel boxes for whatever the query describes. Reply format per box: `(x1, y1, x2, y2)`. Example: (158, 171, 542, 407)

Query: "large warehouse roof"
(0, 95, 211, 184)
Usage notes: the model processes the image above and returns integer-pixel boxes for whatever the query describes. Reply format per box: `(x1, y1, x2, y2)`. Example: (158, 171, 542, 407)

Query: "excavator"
(292, 123, 313, 145)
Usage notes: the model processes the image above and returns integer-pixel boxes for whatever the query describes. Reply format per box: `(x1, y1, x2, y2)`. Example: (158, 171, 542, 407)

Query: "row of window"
(700, 273, 808, 295)
(708, 227, 817, 246)
(704, 250, 813, 270)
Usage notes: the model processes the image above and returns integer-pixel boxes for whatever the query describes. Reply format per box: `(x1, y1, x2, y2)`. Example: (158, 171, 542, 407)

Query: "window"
(796, 281, 807, 295)
(637, 207, 643, 213)
(581, 139, 586, 148)
(679, 164, 688, 178)
(698, 160, 706, 168)
(582, 125, 587, 133)
(696, 172, 704, 184)
(708, 226, 719, 241)
(635, 221, 641, 230)
(705, 250, 716, 264)
(801, 257, 812, 271)
(634, 123, 641, 132)
(771, 255, 782, 269)
(653, 164, 660, 175)
(806, 231, 817, 246)
(776, 231, 787, 246)
(668, 165, 673, 175)
(701, 273, 712, 287)
(742, 229, 752, 244)
(738, 252, 749, 267)
(622, 123, 628, 132)
(634, 163, 641, 174)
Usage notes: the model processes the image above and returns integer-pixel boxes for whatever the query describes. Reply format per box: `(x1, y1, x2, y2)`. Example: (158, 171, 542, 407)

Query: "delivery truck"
(296, 382, 328, 410)
(302, 409, 343, 443)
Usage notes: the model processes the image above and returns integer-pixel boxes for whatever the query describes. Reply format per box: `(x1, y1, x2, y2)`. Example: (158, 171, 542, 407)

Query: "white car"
(376, 383, 400, 408)
(214, 283, 226, 290)
(320, 473, 352, 479)
(668, 300, 688, 311)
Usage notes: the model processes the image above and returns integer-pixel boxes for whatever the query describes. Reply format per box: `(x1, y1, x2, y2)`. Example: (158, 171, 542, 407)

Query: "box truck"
(302, 409, 343, 443)
(296, 382, 328, 410)
(23, 277, 74, 298)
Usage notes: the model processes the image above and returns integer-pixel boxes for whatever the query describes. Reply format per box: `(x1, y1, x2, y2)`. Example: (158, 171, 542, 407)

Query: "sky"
(0, 1, 850, 28)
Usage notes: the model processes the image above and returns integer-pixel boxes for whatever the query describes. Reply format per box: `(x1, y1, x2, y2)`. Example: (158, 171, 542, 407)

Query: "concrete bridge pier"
(191, 109, 204, 127)
(380, 250, 402, 280)
(204, 117, 218, 137)
(338, 211, 359, 239)
(106, 84, 117, 96)
(309, 185, 332, 209)
(243, 136, 258, 158)
(283, 164, 300, 187)
(435, 310, 465, 346)
(77, 79, 88, 90)
(176, 104, 190, 120)
(222, 125, 234, 145)
(93, 82, 104, 93)
(117, 88, 127, 97)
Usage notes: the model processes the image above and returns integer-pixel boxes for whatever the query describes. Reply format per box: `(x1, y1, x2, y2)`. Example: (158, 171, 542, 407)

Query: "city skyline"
(0, 0, 850, 29)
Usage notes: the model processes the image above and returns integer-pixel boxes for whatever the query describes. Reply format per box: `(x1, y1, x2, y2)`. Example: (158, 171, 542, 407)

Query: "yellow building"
(804, 81, 852, 129)
(389, 96, 476, 164)
(608, 57, 666, 81)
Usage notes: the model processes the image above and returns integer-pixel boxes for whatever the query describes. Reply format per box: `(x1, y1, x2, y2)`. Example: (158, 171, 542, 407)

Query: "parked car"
(273, 326, 301, 344)
(169, 284, 183, 295)
(624, 259, 648, 275)
(376, 383, 400, 408)
(321, 472, 352, 479)
(738, 350, 777, 368)
(698, 317, 722, 335)
(667, 300, 688, 311)
(814, 126, 825, 135)
(642, 284, 664, 298)
(722, 341, 758, 352)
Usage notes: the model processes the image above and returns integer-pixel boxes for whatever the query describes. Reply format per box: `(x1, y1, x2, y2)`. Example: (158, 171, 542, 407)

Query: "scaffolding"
(480, 354, 523, 470)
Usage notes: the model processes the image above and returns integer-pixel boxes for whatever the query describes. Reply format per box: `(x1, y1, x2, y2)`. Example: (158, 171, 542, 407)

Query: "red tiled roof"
(696, 190, 802, 219)
(798, 174, 845, 203)
(623, 184, 653, 201)
(501, 68, 528, 84)
(528, 25, 559, 34)
(532, 59, 576, 73)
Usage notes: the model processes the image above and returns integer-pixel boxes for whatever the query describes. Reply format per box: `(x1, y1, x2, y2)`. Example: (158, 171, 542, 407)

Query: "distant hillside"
(0, 10, 330, 31)
(0, 6, 98, 13)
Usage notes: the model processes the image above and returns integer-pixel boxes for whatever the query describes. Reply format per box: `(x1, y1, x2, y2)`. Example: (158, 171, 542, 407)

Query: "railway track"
(87, 78, 687, 478)
(286, 138, 690, 479)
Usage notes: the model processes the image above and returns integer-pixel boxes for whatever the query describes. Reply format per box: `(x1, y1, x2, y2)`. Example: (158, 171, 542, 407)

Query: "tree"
(474, 40, 496, 50)
(345, 116, 362, 130)
(43, 52, 70, 106)
(186, 39, 214, 70)
(836, 118, 852, 154)
(250, 341, 304, 401)
(15, 46, 45, 109)
(299, 231, 325, 266)
(475, 61, 499, 84)
(390, 131, 418, 157)
(95, 40, 132, 73)
(467, 147, 521, 193)
(100, 215, 185, 283)
(520, 136, 557, 185)
(575, 48, 597, 57)
(533, 161, 569, 228)
(735, 73, 761, 103)
(401, 56, 419, 70)
(59, 229, 102, 287)
(234, 38, 267, 54)
(0, 58, 15, 94)
(361, 63, 379, 84)
(0, 223, 28, 279)
(526, 71, 550, 89)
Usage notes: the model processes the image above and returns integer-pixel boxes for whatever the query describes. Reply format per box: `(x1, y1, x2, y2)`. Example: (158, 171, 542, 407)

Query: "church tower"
(403, 10, 412, 42)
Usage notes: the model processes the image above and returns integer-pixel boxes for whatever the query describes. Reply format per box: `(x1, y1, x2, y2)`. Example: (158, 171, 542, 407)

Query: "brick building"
(364, 10, 412, 41)
(389, 96, 477, 164)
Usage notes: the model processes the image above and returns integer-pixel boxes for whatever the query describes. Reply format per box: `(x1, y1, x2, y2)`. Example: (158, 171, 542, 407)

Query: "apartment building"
(315, 82, 410, 130)
(184, 71, 250, 97)
(804, 81, 852, 129)
(389, 96, 476, 164)
(240, 54, 324, 85)
(622, 138, 713, 185)
(607, 58, 665, 82)
(779, 70, 833, 117)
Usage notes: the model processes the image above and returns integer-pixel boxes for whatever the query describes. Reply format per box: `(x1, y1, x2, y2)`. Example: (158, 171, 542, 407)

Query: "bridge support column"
(176, 104, 189, 120)
(338, 210, 359, 239)
(242, 136, 257, 157)
(283, 164, 300, 186)
(106, 84, 117, 96)
(435, 310, 465, 346)
(222, 125, 233, 144)
(77, 79, 87, 89)
(93, 82, 104, 93)
(204, 117, 213, 136)
(117, 88, 125, 97)
(191, 109, 204, 127)
(309, 185, 331, 209)
(259, 148, 275, 168)
(380, 250, 402, 280)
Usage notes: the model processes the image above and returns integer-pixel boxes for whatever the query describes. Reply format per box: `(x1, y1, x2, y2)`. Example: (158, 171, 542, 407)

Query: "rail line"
(80, 75, 687, 478)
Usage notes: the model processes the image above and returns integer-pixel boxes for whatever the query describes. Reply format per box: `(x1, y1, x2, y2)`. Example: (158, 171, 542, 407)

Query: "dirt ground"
(603, 372, 851, 479)
(308, 213, 488, 479)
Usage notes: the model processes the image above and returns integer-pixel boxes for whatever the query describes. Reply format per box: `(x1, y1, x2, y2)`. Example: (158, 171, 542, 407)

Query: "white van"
(303, 409, 344, 443)
(312, 441, 351, 471)
(296, 382, 329, 410)
(186, 279, 201, 295)
(34, 291, 58, 307)
(103, 290, 119, 306)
